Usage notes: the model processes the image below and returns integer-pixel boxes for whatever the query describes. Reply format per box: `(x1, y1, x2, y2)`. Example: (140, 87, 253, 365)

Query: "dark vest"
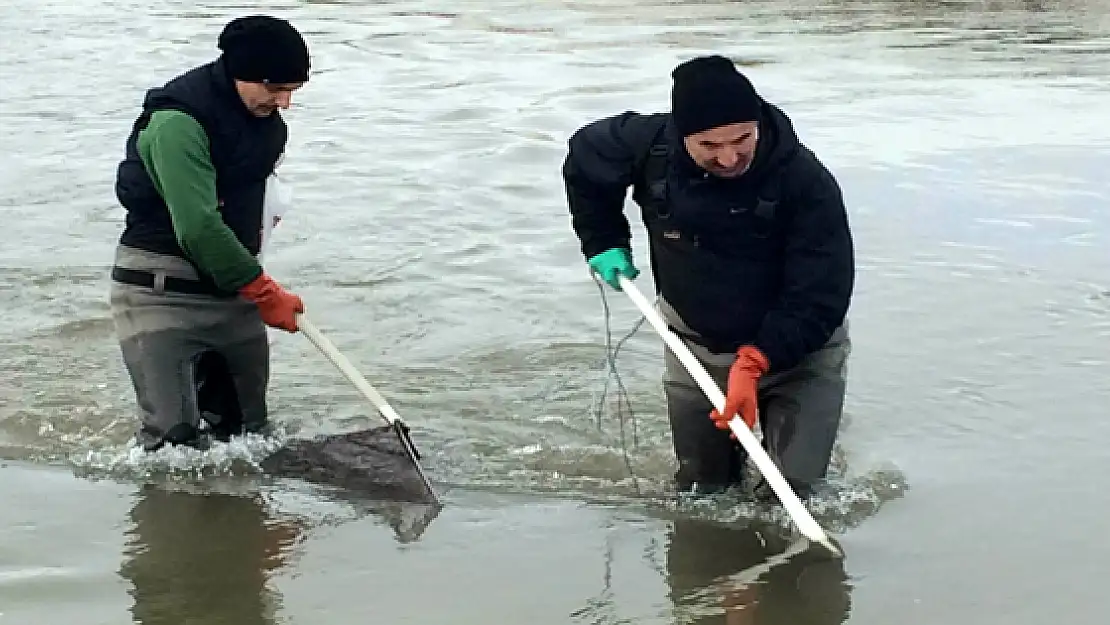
(629, 118, 795, 352)
(114, 59, 287, 261)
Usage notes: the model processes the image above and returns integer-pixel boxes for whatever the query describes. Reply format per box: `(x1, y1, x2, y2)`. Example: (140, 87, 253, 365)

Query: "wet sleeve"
(753, 159, 855, 373)
(561, 111, 664, 260)
(137, 109, 263, 292)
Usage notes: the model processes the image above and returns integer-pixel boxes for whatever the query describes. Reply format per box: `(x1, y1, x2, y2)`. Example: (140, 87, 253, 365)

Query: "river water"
(1, 0, 1108, 623)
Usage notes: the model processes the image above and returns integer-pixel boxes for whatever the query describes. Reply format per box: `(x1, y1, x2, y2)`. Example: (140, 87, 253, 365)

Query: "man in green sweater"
(111, 15, 310, 451)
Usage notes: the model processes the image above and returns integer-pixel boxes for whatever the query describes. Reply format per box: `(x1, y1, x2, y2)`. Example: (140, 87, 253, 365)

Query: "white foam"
(68, 428, 289, 481)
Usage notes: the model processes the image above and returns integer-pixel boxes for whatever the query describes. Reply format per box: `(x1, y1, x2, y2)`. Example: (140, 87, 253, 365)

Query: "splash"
(648, 461, 909, 536)
(68, 428, 289, 483)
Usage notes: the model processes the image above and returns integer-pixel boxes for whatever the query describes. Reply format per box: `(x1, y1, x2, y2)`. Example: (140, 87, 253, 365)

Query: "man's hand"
(238, 272, 304, 332)
(587, 247, 640, 290)
(710, 345, 770, 437)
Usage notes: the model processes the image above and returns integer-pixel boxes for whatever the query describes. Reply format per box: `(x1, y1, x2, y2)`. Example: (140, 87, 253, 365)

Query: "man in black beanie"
(562, 55, 855, 500)
(110, 15, 312, 452)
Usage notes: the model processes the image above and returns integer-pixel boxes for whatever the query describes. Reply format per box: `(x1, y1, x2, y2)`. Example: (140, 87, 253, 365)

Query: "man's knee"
(758, 327, 850, 487)
(664, 371, 743, 491)
(118, 330, 208, 451)
(217, 335, 270, 433)
(195, 350, 247, 440)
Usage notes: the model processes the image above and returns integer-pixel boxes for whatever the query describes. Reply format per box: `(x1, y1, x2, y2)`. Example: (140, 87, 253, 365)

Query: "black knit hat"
(218, 15, 310, 84)
(670, 55, 762, 136)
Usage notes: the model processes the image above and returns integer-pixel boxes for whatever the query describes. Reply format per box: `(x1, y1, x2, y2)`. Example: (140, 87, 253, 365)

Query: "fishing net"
(274, 315, 440, 511)
(259, 423, 439, 506)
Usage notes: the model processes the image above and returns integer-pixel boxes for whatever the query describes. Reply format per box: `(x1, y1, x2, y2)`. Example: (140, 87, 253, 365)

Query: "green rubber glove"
(587, 247, 640, 290)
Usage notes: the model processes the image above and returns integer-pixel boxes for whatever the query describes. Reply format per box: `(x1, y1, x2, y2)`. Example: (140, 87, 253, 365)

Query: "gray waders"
(659, 298, 850, 498)
(110, 244, 270, 451)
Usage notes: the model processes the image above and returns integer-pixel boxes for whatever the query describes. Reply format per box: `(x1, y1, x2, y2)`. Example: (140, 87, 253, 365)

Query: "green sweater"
(137, 109, 263, 291)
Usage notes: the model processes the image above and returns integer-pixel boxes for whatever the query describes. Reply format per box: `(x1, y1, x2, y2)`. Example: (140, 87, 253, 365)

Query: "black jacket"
(562, 102, 854, 373)
(115, 58, 288, 260)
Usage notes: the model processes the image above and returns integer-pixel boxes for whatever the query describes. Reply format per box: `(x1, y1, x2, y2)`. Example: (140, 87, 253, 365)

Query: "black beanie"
(218, 15, 310, 84)
(670, 55, 762, 137)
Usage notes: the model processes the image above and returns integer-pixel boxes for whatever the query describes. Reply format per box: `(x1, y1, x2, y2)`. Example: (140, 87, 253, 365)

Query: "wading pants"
(659, 298, 850, 497)
(109, 244, 270, 451)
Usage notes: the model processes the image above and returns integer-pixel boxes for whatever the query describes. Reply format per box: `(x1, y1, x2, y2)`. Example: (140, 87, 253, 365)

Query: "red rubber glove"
(710, 345, 770, 436)
(238, 272, 304, 332)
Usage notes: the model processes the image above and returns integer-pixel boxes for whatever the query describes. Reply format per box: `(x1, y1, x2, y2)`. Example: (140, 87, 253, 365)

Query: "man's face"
(682, 121, 759, 178)
(235, 80, 304, 117)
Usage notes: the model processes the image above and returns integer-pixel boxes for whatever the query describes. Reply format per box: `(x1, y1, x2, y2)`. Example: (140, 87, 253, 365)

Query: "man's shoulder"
(615, 110, 670, 128)
(142, 109, 207, 141)
(770, 143, 845, 219)
(573, 110, 670, 143)
(140, 61, 219, 122)
(768, 118, 838, 189)
(137, 109, 211, 160)
(147, 60, 217, 97)
(757, 103, 834, 180)
(614, 110, 670, 141)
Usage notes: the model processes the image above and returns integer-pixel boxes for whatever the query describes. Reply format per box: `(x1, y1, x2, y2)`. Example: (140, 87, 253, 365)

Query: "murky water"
(2, 0, 1109, 623)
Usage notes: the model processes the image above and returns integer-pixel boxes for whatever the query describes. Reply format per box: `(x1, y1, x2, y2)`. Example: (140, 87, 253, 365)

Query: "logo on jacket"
(663, 230, 681, 240)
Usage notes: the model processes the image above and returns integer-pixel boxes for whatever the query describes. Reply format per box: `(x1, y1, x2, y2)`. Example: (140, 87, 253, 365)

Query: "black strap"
(641, 142, 670, 214)
(111, 266, 233, 297)
(631, 117, 670, 209)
